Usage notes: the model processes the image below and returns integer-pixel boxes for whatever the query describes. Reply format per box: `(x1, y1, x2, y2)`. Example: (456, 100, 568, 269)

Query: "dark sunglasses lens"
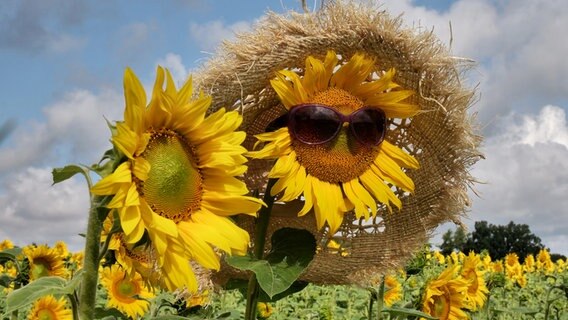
(292, 106, 341, 144)
(351, 109, 386, 145)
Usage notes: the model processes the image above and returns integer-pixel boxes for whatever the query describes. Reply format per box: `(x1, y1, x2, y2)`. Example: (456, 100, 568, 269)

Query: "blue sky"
(1, 0, 567, 255)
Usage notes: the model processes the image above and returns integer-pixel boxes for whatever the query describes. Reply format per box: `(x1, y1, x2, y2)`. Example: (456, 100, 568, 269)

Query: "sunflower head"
(28, 295, 72, 320)
(100, 264, 154, 318)
(249, 50, 419, 234)
(24, 245, 67, 281)
(91, 67, 263, 292)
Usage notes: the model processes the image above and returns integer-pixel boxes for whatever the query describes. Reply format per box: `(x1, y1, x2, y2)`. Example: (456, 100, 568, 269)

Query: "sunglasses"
(287, 104, 387, 146)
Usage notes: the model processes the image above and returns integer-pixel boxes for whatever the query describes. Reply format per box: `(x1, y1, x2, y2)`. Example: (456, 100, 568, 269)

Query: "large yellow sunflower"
(100, 264, 153, 318)
(28, 295, 72, 320)
(421, 265, 469, 320)
(24, 245, 68, 281)
(91, 67, 264, 291)
(248, 50, 419, 233)
(460, 252, 488, 311)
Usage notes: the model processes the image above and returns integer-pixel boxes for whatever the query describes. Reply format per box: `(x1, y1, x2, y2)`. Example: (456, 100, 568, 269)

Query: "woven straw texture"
(193, 1, 482, 286)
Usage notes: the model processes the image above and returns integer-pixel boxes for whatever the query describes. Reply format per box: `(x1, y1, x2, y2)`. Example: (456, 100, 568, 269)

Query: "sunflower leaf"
(226, 228, 316, 299)
(52, 164, 89, 185)
(5, 271, 83, 314)
(0, 247, 23, 263)
(381, 307, 439, 319)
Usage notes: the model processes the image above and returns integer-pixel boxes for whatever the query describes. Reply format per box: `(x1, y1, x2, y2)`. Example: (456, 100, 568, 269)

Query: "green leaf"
(0, 247, 23, 262)
(94, 307, 129, 320)
(0, 274, 13, 288)
(5, 271, 83, 313)
(492, 306, 539, 315)
(226, 228, 316, 299)
(382, 306, 439, 319)
(52, 165, 88, 185)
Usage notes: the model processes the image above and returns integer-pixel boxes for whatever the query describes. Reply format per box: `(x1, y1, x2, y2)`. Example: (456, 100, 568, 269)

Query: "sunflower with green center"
(248, 50, 419, 233)
(100, 264, 153, 318)
(421, 264, 469, 320)
(460, 252, 488, 311)
(24, 245, 67, 281)
(91, 67, 264, 291)
(28, 295, 72, 320)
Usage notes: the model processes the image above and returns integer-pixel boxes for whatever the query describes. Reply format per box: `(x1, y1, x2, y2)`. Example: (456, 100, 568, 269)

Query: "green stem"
(368, 290, 375, 320)
(244, 179, 277, 320)
(68, 293, 79, 320)
(376, 276, 385, 320)
(78, 195, 110, 320)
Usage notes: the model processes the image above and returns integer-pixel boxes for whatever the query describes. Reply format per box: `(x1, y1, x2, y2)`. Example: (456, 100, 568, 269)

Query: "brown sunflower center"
(137, 129, 202, 223)
(432, 288, 452, 319)
(292, 88, 379, 183)
(31, 259, 51, 279)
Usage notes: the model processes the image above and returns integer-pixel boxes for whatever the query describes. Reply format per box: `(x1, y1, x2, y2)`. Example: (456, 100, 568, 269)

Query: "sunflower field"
(1, 238, 566, 320)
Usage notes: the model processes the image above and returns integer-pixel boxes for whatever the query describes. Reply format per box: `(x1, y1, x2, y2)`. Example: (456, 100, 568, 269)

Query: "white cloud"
(189, 20, 251, 52)
(452, 105, 568, 255)
(381, 0, 568, 126)
(0, 89, 122, 174)
(115, 22, 157, 59)
(156, 53, 190, 84)
(0, 167, 88, 251)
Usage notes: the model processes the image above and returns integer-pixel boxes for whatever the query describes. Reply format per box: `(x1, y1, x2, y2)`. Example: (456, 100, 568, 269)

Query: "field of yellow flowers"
(1, 239, 566, 320)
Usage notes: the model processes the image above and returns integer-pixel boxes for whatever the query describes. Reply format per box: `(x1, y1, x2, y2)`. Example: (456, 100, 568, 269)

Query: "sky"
(0, 0, 567, 255)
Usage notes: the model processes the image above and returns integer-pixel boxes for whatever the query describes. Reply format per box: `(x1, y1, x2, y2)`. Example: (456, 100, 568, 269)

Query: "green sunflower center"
(293, 88, 379, 183)
(432, 289, 451, 319)
(117, 279, 137, 297)
(37, 309, 56, 320)
(138, 129, 203, 223)
(31, 259, 51, 279)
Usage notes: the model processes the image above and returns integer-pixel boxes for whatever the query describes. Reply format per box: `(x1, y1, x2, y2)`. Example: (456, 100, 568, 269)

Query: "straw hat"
(194, 1, 482, 286)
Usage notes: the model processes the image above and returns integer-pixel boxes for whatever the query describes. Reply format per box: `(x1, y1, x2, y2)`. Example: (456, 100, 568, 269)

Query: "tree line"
(439, 220, 566, 262)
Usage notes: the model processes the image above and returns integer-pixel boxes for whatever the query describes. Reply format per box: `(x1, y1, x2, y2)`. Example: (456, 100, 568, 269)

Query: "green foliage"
(226, 228, 316, 299)
(440, 227, 467, 255)
(462, 221, 545, 262)
(5, 271, 82, 314)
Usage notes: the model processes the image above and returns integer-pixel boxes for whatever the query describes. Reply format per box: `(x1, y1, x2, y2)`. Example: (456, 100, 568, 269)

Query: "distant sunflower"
(100, 264, 153, 318)
(0, 239, 14, 251)
(24, 245, 67, 281)
(422, 265, 469, 320)
(91, 67, 264, 291)
(460, 253, 488, 310)
(249, 51, 419, 233)
(28, 295, 72, 320)
(383, 275, 403, 307)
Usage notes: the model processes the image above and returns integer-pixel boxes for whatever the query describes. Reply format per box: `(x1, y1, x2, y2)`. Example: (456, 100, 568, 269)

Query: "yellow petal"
(270, 74, 299, 109)
(123, 68, 147, 134)
(132, 157, 150, 181)
(343, 179, 369, 220)
(381, 141, 420, 169)
(119, 206, 143, 241)
(298, 175, 314, 217)
(331, 53, 375, 92)
(90, 162, 132, 195)
(351, 68, 398, 99)
(374, 151, 415, 192)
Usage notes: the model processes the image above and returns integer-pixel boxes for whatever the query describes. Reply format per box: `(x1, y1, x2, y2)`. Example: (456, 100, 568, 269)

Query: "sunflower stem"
(244, 178, 277, 320)
(376, 275, 385, 320)
(68, 293, 79, 320)
(78, 195, 110, 320)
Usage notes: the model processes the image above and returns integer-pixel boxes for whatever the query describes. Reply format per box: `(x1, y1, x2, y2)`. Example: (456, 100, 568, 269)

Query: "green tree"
(462, 221, 545, 262)
(439, 227, 467, 255)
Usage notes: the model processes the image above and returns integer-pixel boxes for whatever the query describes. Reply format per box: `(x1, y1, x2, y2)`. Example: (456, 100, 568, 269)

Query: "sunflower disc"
(194, 1, 482, 285)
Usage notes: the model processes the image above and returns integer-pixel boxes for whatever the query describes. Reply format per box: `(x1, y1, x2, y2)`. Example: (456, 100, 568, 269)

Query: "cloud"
(0, 167, 89, 251)
(189, 20, 251, 52)
(381, 0, 568, 127)
(156, 53, 190, 84)
(114, 22, 158, 59)
(0, 0, 87, 53)
(454, 105, 568, 254)
(0, 89, 122, 174)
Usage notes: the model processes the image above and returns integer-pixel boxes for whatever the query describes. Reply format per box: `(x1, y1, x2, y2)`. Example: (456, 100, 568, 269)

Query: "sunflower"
(24, 245, 67, 281)
(383, 275, 403, 307)
(421, 265, 469, 320)
(28, 295, 72, 320)
(91, 67, 264, 291)
(100, 264, 153, 318)
(460, 252, 488, 311)
(53, 241, 69, 258)
(0, 239, 14, 251)
(248, 51, 419, 233)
